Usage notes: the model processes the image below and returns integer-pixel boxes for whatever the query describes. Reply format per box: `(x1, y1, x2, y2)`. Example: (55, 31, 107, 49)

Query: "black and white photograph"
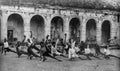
(0, 0, 120, 71)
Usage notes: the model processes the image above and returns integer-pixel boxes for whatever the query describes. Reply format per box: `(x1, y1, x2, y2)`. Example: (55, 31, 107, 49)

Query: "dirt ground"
(0, 49, 120, 71)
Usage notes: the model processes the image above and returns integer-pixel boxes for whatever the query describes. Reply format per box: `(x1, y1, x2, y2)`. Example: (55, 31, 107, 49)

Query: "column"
(96, 20, 102, 44)
(114, 22, 119, 39)
(24, 14, 30, 39)
(118, 23, 120, 39)
(64, 16, 70, 42)
(117, 23, 120, 39)
(45, 15, 51, 39)
(81, 18, 86, 42)
(1, 11, 8, 41)
(111, 21, 117, 39)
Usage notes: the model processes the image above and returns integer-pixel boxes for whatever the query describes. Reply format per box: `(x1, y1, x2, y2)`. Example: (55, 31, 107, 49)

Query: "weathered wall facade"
(0, 5, 119, 44)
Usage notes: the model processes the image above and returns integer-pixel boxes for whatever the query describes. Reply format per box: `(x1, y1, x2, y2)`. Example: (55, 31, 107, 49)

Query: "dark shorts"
(4, 48, 10, 52)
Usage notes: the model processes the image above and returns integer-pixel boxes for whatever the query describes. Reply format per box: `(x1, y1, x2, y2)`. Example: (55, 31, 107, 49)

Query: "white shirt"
(104, 48, 110, 55)
(65, 44, 68, 49)
(51, 45, 61, 55)
(74, 46, 80, 53)
(85, 47, 91, 54)
(69, 48, 76, 54)
(28, 42, 32, 46)
(4, 42, 9, 48)
(51, 46, 57, 54)
(24, 38, 27, 43)
(71, 41, 75, 49)
(85, 44, 91, 54)
(68, 48, 78, 58)
(29, 38, 33, 43)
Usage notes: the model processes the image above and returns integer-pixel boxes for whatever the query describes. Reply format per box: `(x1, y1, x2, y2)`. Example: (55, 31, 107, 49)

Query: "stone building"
(0, 0, 120, 44)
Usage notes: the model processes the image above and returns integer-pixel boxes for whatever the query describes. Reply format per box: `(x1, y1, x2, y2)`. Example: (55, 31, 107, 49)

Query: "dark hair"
(4, 38, 7, 42)
(24, 35, 26, 37)
(14, 38, 18, 41)
(104, 46, 107, 49)
(52, 41, 55, 45)
(46, 35, 49, 39)
(27, 39, 30, 43)
(81, 41, 84, 43)
(42, 39, 45, 42)
(114, 36, 117, 39)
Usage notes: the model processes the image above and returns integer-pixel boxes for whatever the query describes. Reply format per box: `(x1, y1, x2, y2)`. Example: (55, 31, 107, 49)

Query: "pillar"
(1, 11, 8, 41)
(24, 14, 30, 39)
(116, 22, 120, 39)
(111, 21, 117, 39)
(96, 20, 102, 44)
(45, 15, 51, 39)
(81, 18, 86, 42)
(118, 23, 120, 39)
(64, 16, 70, 42)
(115, 22, 119, 39)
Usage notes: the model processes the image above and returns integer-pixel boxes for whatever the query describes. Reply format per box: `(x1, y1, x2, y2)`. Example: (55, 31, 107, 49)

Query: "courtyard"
(0, 49, 120, 71)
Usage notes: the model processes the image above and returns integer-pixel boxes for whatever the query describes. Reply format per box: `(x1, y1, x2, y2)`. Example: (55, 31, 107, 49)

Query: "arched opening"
(30, 15, 45, 41)
(51, 16, 64, 39)
(86, 19, 96, 42)
(69, 18, 80, 41)
(102, 20, 111, 44)
(7, 14, 24, 42)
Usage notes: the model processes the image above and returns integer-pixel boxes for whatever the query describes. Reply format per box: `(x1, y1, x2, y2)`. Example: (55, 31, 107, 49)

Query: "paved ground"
(0, 49, 120, 71)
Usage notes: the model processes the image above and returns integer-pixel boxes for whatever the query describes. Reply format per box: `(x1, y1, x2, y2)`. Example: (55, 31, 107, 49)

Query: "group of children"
(68, 39, 120, 60)
(1, 35, 120, 61)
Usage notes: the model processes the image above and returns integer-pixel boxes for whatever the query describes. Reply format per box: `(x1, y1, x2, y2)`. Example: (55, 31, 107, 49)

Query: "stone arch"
(69, 17, 81, 41)
(29, 14, 46, 23)
(69, 16, 82, 22)
(50, 14, 64, 22)
(50, 16, 64, 39)
(86, 19, 97, 42)
(101, 20, 111, 44)
(7, 13, 24, 41)
(30, 15, 45, 41)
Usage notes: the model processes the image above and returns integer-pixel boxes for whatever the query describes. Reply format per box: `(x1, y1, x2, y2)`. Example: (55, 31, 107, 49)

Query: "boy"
(68, 41, 79, 60)
(3, 38, 9, 55)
